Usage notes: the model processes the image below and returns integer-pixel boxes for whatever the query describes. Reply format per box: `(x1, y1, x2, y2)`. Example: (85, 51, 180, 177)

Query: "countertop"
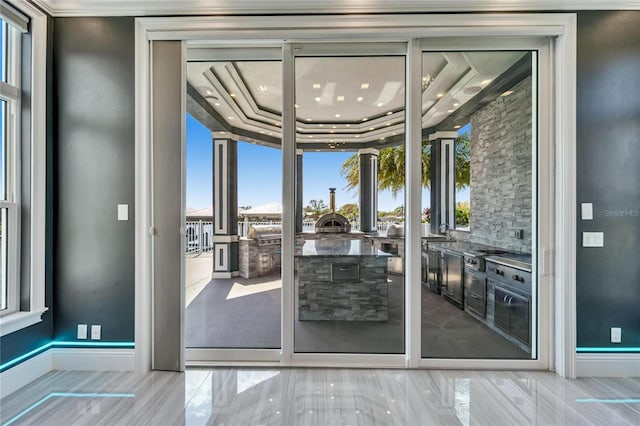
(426, 241, 509, 257)
(297, 239, 391, 257)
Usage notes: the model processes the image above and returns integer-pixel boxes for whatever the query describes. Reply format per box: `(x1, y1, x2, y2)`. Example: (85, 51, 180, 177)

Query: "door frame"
(134, 13, 577, 377)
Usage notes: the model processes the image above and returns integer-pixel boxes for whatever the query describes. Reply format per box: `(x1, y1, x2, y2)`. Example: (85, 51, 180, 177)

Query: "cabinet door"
(443, 252, 463, 306)
(509, 292, 531, 345)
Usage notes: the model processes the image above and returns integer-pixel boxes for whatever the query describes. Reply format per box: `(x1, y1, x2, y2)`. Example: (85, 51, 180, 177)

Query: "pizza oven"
(314, 188, 351, 234)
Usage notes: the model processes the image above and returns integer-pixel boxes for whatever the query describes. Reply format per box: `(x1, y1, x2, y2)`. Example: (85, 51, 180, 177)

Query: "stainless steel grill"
(386, 223, 405, 238)
(247, 224, 282, 245)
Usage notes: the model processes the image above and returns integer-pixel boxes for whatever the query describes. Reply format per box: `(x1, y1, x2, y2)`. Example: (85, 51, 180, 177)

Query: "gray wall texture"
(469, 76, 533, 252)
(576, 11, 640, 349)
(51, 17, 136, 342)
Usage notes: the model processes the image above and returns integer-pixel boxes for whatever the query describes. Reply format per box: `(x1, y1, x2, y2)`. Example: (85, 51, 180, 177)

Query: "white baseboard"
(52, 348, 136, 371)
(0, 350, 53, 399)
(576, 353, 640, 377)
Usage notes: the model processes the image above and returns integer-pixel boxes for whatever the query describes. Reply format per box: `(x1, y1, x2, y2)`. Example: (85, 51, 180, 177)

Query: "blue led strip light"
(576, 347, 640, 353)
(2, 392, 135, 426)
(0, 341, 135, 372)
(576, 398, 640, 404)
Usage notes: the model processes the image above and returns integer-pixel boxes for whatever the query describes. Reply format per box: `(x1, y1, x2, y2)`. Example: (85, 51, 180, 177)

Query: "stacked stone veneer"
(297, 255, 388, 321)
(469, 76, 533, 252)
(239, 239, 281, 278)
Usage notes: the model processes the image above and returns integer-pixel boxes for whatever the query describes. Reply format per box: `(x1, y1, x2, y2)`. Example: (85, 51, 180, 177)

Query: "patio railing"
(185, 220, 432, 253)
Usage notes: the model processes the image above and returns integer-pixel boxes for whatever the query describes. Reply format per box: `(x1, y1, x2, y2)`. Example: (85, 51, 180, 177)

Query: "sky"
(186, 114, 469, 212)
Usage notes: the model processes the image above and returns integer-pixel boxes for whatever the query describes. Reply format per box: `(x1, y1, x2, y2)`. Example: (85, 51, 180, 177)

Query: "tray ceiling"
(187, 51, 527, 150)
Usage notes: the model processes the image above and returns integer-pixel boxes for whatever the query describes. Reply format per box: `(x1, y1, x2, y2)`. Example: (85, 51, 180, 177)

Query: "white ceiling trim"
(28, 0, 640, 17)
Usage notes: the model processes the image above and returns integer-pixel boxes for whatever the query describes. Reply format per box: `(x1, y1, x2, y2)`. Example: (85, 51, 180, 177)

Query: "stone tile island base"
(296, 239, 390, 321)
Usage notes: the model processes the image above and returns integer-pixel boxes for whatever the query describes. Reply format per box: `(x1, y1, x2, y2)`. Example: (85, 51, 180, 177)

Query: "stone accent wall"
(469, 76, 533, 252)
(297, 256, 388, 321)
(239, 239, 281, 278)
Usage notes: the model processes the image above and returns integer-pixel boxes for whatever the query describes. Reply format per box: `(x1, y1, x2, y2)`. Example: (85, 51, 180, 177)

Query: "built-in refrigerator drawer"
(464, 270, 486, 317)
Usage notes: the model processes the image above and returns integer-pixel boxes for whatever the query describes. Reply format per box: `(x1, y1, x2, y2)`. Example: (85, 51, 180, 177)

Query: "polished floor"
(1, 368, 639, 425)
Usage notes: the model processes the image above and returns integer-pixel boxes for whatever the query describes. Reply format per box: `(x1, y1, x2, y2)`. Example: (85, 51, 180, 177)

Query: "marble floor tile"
(1, 368, 639, 425)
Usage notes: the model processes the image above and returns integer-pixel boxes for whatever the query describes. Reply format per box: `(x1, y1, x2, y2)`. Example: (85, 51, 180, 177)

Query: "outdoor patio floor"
(185, 255, 528, 358)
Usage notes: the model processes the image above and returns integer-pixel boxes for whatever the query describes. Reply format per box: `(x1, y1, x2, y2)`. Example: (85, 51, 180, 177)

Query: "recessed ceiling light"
(319, 124, 324, 127)
(335, 114, 341, 118)
(355, 135, 360, 138)
(314, 97, 321, 102)
(260, 131, 266, 134)
(309, 135, 313, 138)
(386, 123, 391, 126)
(357, 96, 364, 102)
(392, 132, 397, 136)
(377, 102, 384, 107)
(315, 149, 321, 151)
(501, 90, 513, 97)
(228, 116, 234, 120)
(214, 102, 220, 106)
(360, 83, 369, 89)
(332, 126, 337, 129)
(330, 131, 335, 134)
(453, 103, 460, 107)
(362, 117, 368, 122)
(306, 118, 312, 122)
(229, 93, 236, 97)
(313, 83, 321, 89)
(341, 149, 346, 152)
(386, 111, 393, 116)
(447, 109, 455, 113)
(269, 132, 273, 136)
(369, 127, 375, 131)
(220, 132, 226, 135)
(295, 104, 299, 108)
(437, 93, 444, 98)
(346, 124, 351, 127)
(481, 79, 492, 85)
(330, 140, 335, 143)
(454, 125, 461, 129)
(337, 96, 345, 102)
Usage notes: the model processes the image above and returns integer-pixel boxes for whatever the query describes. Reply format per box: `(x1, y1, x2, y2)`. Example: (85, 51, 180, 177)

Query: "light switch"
(77, 324, 88, 339)
(581, 203, 593, 220)
(583, 232, 604, 247)
(117, 204, 128, 221)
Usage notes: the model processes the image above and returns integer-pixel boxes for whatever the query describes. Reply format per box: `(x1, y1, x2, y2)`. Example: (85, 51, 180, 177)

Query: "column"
(429, 131, 457, 235)
(296, 149, 303, 233)
(212, 136, 239, 278)
(359, 148, 379, 234)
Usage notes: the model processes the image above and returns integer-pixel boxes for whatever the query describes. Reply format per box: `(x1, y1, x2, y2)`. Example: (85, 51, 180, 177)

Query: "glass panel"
(294, 55, 406, 354)
(0, 19, 5, 83)
(420, 51, 536, 359)
(1, 207, 7, 310)
(1, 99, 5, 200)
(185, 60, 282, 349)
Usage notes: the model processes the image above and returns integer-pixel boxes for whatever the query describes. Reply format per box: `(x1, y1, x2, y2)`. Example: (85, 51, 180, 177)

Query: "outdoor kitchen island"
(296, 239, 391, 321)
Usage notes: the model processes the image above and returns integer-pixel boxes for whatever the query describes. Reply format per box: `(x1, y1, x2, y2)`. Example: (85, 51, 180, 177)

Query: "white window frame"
(1, 12, 23, 317)
(0, 2, 48, 337)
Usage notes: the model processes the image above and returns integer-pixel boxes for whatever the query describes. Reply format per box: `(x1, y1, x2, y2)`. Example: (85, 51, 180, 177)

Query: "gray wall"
(52, 17, 135, 342)
(576, 11, 640, 349)
(469, 76, 533, 252)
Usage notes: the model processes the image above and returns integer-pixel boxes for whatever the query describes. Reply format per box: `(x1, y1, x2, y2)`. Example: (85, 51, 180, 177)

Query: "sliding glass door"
(291, 47, 406, 354)
(176, 36, 551, 368)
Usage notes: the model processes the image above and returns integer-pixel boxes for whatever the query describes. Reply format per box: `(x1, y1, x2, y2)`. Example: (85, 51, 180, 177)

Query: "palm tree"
(340, 134, 471, 196)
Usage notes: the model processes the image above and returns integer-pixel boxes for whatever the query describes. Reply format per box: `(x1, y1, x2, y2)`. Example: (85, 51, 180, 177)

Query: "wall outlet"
(91, 325, 102, 340)
(77, 324, 88, 339)
(611, 327, 622, 343)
